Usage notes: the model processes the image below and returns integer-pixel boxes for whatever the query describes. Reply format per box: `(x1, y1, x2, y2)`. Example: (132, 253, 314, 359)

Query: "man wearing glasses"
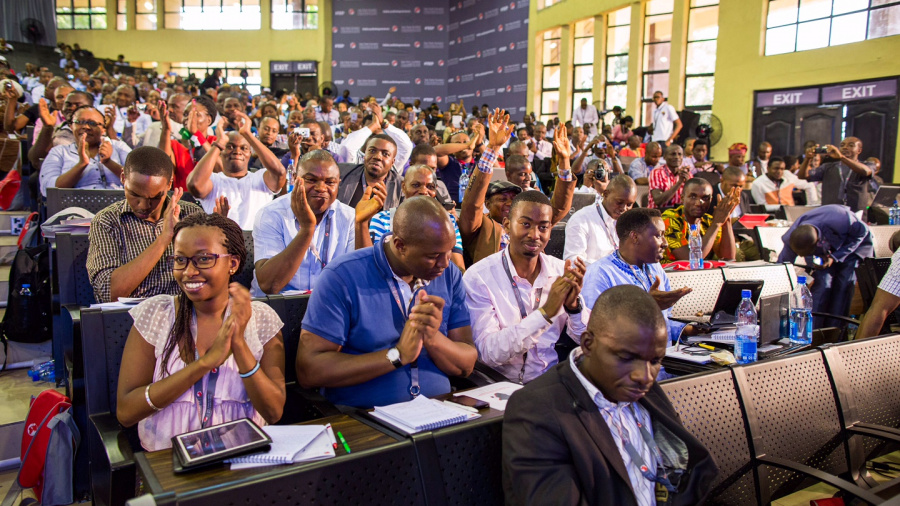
(87, 146, 203, 303)
(40, 106, 132, 197)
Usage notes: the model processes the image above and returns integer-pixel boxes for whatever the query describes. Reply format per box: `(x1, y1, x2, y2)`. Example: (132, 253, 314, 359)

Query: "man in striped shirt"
(648, 144, 691, 209)
(365, 164, 466, 272)
(87, 146, 204, 303)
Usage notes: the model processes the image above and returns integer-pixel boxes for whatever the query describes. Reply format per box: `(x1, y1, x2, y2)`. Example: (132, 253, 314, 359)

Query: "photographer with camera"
(797, 137, 874, 213)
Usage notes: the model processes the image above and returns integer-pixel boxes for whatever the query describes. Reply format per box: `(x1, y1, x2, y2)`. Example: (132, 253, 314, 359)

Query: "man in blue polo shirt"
(296, 196, 477, 408)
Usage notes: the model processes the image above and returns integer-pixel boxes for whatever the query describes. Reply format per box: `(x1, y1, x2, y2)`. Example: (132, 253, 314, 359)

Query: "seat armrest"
(848, 423, 900, 442)
(757, 455, 883, 505)
(90, 412, 136, 469)
(474, 361, 509, 383)
(811, 312, 860, 326)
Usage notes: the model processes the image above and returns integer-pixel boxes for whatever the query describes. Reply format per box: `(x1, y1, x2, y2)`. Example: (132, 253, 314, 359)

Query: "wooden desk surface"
(137, 414, 400, 496)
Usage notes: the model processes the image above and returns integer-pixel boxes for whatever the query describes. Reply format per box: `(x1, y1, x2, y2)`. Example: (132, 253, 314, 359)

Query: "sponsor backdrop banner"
(331, 0, 528, 115)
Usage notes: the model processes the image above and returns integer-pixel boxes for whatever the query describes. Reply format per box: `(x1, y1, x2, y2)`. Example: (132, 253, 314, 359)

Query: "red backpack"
(18, 389, 72, 502)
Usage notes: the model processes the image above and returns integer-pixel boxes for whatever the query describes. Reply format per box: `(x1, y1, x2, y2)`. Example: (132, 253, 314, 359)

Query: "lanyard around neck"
(606, 404, 676, 492)
(192, 348, 220, 429)
(386, 273, 422, 397)
(595, 204, 618, 249)
(501, 253, 543, 384)
(307, 212, 333, 269)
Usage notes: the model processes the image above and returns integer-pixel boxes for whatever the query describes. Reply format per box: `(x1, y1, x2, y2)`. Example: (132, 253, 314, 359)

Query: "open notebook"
(369, 396, 481, 435)
(226, 425, 335, 469)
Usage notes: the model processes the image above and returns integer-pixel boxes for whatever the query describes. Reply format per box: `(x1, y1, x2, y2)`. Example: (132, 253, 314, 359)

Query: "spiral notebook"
(370, 395, 480, 435)
(226, 425, 335, 469)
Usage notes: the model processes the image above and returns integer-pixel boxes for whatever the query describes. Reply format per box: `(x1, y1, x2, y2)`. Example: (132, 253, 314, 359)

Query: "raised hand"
(158, 101, 170, 132)
(213, 195, 230, 218)
(355, 181, 387, 224)
(388, 86, 397, 94)
(228, 283, 252, 331)
(542, 276, 573, 318)
(552, 123, 570, 161)
(649, 276, 692, 310)
(126, 105, 141, 124)
(562, 258, 586, 309)
(77, 132, 90, 166)
(288, 130, 302, 159)
(824, 144, 842, 160)
(103, 105, 117, 137)
(370, 103, 384, 133)
(291, 179, 317, 229)
(397, 315, 425, 365)
(234, 111, 253, 136)
(38, 98, 56, 127)
(145, 102, 160, 121)
(487, 108, 514, 149)
(160, 187, 182, 239)
(3, 85, 19, 103)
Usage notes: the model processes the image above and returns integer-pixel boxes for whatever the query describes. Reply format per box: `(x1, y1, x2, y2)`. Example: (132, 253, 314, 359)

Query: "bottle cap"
(741, 289, 751, 298)
(690, 224, 697, 230)
(22, 283, 30, 288)
(797, 276, 806, 284)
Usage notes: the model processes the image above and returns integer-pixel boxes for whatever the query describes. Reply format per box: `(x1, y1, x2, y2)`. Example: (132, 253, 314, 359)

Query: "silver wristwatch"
(387, 347, 402, 369)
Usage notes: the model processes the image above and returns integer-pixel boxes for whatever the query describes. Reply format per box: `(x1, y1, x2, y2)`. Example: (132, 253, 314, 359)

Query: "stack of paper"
(226, 425, 335, 470)
(370, 396, 480, 435)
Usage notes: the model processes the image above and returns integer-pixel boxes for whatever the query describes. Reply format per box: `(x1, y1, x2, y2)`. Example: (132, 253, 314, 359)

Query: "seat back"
(724, 263, 795, 299)
(569, 193, 596, 215)
(636, 185, 649, 208)
(56, 232, 96, 306)
(45, 188, 125, 217)
(871, 225, 900, 258)
(264, 294, 310, 385)
(428, 419, 504, 506)
(80, 307, 134, 419)
(753, 226, 788, 261)
(732, 351, 849, 502)
(233, 230, 255, 289)
(783, 205, 817, 222)
(545, 223, 566, 259)
(694, 171, 720, 187)
(660, 370, 757, 505)
(821, 335, 900, 458)
(667, 268, 726, 318)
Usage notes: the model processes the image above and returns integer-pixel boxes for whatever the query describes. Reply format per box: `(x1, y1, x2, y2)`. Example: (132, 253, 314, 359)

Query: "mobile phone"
(297, 127, 311, 138)
(447, 395, 489, 409)
(442, 201, 457, 211)
(452, 115, 462, 128)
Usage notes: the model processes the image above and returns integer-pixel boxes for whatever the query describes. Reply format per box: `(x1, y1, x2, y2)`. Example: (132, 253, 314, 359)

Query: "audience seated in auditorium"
(437, 126, 483, 201)
(611, 115, 633, 144)
(725, 143, 753, 178)
(280, 118, 327, 168)
(40, 107, 131, 196)
(251, 150, 363, 296)
(31, 82, 72, 141)
(618, 135, 645, 159)
(749, 141, 772, 176)
(750, 156, 796, 210)
(459, 110, 574, 266)
(251, 117, 288, 168)
(627, 141, 661, 185)
(338, 103, 412, 172)
(336, 133, 402, 210)
(366, 164, 466, 271)
(777, 204, 874, 328)
(574, 159, 611, 196)
(116, 212, 286, 451)
(649, 144, 691, 209)
(574, 135, 623, 178)
(87, 147, 204, 303)
(102, 84, 153, 140)
(583, 208, 692, 344)
(662, 178, 739, 262)
(464, 191, 586, 383)
(684, 138, 715, 173)
(797, 137, 874, 213)
(27, 90, 93, 168)
(140, 92, 189, 150)
(407, 143, 455, 207)
(503, 285, 718, 505)
(159, 95, 219, 191)
(710, 166, 746, 220)
(186, 111, 286, 229)
(504, 154, 537, 192)
(565, 175, 637, 264)
(296, 197, 477, 409)
(316, 96, 340, 126)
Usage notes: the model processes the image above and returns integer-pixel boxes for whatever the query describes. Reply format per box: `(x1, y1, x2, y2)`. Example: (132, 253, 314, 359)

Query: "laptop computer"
(872, 185, 900, 208)
(672, 280, 764, 328)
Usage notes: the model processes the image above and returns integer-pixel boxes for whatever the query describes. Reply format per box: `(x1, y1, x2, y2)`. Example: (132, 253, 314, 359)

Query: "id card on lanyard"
(308, 212, 333, 270)
(609, 405, 678, 502)
(501, 254, 543, 384)
(386, 278, 423, 397)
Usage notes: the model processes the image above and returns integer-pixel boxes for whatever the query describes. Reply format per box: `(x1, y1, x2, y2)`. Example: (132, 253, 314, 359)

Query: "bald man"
(366, 164, 466, 271)
(777, 204, 873, 328)
(503, 285, 718, 504)
(797, 136, 874, 213)
(564, 174, 637, 264)
(296, 196, 477, 408)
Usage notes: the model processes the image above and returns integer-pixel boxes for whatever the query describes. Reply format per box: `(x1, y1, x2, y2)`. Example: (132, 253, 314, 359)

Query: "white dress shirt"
(463, 248, 587, 384)
(651, 102, 679, 143)
(99, 105, 153, 136)
(197, 170, 279, 230)
(533, 139, 553, 161)
(572, 105, 600, 137)
(338, 123, 412, 174)
(139, 120, 183, 149)
(563, 201, 618, 264)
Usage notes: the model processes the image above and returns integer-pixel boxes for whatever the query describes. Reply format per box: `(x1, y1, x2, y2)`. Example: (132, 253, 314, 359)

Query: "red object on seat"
(0, 169, 21, 210)
(662, 260, 727, 270)
(738, 214, 772, 228)
(809, 499, 844, 506)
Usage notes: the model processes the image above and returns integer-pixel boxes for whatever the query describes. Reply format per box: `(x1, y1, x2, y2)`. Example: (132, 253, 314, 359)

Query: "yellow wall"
(529, 0, 900, 180)
(56, 0, 332, 86)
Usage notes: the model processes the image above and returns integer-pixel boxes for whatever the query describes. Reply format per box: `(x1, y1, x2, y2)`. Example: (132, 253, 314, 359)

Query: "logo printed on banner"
(348, 79, 355, 85)
(392, 25, 399, 31)
(414, 41, 421, 48)
(415, 78, 422, 84)
(348, 8, 355, 15)
(349, 42, 356, 49)
(414, 6, 421, 13)
(438, 60, 445, 66)
(392, 60, 398, 66)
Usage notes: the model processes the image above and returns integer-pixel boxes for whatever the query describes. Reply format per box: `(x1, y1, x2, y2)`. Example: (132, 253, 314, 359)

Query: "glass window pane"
(544, 28, 561, 40)
(57, 15, 73, 29)
(606, 55, 629, 82)
(688, 6, 719, 40)
(575, 18, 594, 37)
(685, 76, 715, 107)
(873, 0, 900, 5)
(647, 0, 675, 15)
(686, 40, 717, 74)
(642, 102, 655, 126)
(137, 0, 156, 13)
(605, 84, 627, 110)
(869, 4, 900, 38)
(543, 39, 560, 64)
(830, 11, 868, 44)
(117, 0, 126, 12)
(765, 24, 798, 54)
(136, 13, 157, 29)
(643, 73, 669, 100)
(573, 92, 593, 108)
(799, 0, 833, 21)
(541, 91, 559, 115)
(795, 18, 831, 50)
(643, 42, 671, 72)
(645, 14, 673, 43)
(117, 13, 127, 29)
(573, 37, 594, 64)
(832, 0, 868, 14)
(543, 66, 560, 89)
(74, 14, 91, 28)
(165, 0, 180, 11)
(691, 0, 720, 6)
(164, 12, 181, 27)
(574, 65, 594, 91)
(768, 0, 799, 27)
(607, 25, 630, 54)
(609, 6, 631, 26)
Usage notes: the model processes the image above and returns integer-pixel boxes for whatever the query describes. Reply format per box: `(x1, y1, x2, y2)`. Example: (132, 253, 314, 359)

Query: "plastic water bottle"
(790, 276, 813, 345)
(458, 169, 469, 203)
(688, 224, 703, 270)
(891, 200, 900, 225)
(734, 290, 759, 364)
(28, 358, 54, 383)
(286, 161, 295, 193)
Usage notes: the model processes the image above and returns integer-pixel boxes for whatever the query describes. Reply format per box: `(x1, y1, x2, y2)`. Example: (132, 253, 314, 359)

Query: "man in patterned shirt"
(660, 178, 740, 262)
(87, 146, 204, 303)
(648, 144, 691, 209)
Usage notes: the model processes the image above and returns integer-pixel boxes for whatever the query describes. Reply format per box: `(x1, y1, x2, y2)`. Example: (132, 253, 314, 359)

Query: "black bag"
(1, 243, 52, 368)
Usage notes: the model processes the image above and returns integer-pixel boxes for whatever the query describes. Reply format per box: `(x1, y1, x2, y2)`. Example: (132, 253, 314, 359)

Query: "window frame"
(684, 0, 719, 111)
(641, 0, 675, 125)
(540, 28, 562, 124)
(57, 0, 108, 30)
(163, 0, 261, 30)
(271, 0, 319, 30)
(604, 6, 631, 111)
(572, 18, 595, 110)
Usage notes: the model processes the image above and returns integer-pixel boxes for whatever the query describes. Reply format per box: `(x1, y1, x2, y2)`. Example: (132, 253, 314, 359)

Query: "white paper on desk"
(90, 301, 139, 309)
(227, 425, 335, 470)
(453, 382, 524, 412)
(665, 345, 713, 364)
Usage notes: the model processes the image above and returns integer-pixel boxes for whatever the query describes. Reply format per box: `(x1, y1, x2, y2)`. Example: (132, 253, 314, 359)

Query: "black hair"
(160, 213, 246, 376)
(783, 155, 798, 168)
(123, 146, 174, 180)
(693, 138, 709, 149)
(615, 208, 661, 241)
(192, 95, 218, 123)
(588, 285, 666, 334)
(363, 133, 398, 154)
(622, 115, 634, 123)
(683, 177, 712, 193)
(410, 143, 437, 162)
(769, 156, 785, 165)
(509, 189, 551, 217)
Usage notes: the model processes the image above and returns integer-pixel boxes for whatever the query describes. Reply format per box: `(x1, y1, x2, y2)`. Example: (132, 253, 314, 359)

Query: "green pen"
(337, 431, 351, 454)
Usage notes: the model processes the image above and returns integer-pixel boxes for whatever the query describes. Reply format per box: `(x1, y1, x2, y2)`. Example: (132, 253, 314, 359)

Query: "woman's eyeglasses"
(73, 119, 102, 128)
(168, 253, 232, 270)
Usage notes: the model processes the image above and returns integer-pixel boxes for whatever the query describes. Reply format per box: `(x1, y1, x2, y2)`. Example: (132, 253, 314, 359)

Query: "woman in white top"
(116, 212, 286, 451)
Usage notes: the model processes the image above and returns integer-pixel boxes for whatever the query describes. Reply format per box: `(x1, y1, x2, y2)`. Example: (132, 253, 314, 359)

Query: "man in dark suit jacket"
(503, 285, 718, 506)
(337, 133, 403, 210)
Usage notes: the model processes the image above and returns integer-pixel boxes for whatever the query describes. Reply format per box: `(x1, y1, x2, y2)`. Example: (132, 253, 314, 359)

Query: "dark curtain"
(0, 0, 56, 46)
